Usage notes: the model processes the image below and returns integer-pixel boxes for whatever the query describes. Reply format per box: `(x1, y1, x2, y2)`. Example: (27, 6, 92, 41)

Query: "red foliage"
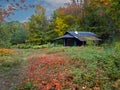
(2, 10, 9, 16)
(0, 16, 4, 22)
(20, 0, 25, 3)
(7, 4, 16, 11)
(0, 0, 35, 22)
(23, 54, 70, 90)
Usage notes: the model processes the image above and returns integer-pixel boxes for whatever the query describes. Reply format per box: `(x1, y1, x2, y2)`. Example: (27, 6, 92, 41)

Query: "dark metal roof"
(54, 31, 101, 41)
(66, 31, 99, 37)
(54, 34, 74, 40)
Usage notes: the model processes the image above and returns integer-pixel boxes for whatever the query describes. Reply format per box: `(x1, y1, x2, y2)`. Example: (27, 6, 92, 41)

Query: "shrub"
(114, 42, 120, 51)
(32, 43, 54, 49)
(12, 43, 55, 49)
(12, 44, 33, 49)
(0, 48, 16, 56)
(47, 47, 66, 54)
(0, 49, 21, 72)
(65, 46, 120, 89)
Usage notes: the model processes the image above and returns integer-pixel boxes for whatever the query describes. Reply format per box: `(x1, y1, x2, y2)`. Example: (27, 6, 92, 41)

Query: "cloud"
(44, 0, 69, 5)
(45, 0, 71, 17)
(35, 0, 71, 18)
(21, 16, 30, 23)
(44, 0, 71, 8)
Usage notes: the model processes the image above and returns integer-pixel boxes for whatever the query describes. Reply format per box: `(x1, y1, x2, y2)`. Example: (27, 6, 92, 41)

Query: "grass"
(0, 48, 47, 90)
(64, 46, 120, 89)
(0, 44, 120, 89)
(42, 46, 120, 89)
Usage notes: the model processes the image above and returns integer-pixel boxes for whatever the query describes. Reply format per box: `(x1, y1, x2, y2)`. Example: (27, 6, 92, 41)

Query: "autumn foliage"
(18, 54, 73, 90)
(0, 0, 35, 22)
(0, 48, 16, 56)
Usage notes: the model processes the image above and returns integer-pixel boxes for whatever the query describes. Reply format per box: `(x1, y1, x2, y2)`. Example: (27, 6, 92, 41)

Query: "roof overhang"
(54, 34, 74, 40)
(78, 36, 101, 41)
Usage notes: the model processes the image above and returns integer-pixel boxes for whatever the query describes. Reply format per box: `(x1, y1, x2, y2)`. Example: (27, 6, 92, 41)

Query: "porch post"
(74, 40, 77, 46)
(64, 39, 66, 46)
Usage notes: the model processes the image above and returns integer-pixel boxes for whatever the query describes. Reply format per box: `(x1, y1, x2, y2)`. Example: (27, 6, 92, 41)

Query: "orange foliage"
(0, 48, 16, 56)
(91, 0, 112, 7)
(0, 16, 4, 22)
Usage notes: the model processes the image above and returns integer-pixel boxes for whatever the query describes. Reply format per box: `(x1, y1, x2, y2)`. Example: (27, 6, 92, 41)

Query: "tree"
(9, 21, 27, 44)
(27, 5, 48, 44)
(54, 17, 69, 36)
(53, 3, 84, 35)
(81, 0, 117, 41)
(53, 0, 118, 42)
(0, 0, 36, 22)
(0, 23, 11, 48)
(45, 20, 58, 42)
(108, 0, 120, 29)
(0, 21, 27, 47)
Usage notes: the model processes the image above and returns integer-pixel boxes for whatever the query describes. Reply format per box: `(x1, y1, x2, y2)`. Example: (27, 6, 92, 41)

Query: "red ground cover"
(20, 53, 72, 90)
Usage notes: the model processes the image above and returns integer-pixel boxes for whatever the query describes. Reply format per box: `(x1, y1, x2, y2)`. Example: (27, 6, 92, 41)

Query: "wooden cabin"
(54, 31, 101, 46)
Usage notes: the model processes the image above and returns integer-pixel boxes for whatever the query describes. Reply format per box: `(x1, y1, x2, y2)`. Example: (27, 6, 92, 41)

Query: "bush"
(32, 43, 55, 49)
(12, 43, 55, 49)
(114, 42, 120, 51)
(65, 46, 120, 89)
(0, 49, 21, 72)
(0, 48, 16, 56)
(47, 46, 66, 54)
(12, 44, 33, 49)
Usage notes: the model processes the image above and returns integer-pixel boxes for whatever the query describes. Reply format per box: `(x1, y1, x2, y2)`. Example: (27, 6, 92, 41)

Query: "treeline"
(0, 0, 120, 47)
(0, 21, 27, 47)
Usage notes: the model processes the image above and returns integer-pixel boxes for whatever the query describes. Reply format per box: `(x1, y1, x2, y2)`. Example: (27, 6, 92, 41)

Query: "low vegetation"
(64, 46, 120, 89)
(0, 48, 48, 89)
(0, 43, 115, 90)
(0, 48, 20, 71)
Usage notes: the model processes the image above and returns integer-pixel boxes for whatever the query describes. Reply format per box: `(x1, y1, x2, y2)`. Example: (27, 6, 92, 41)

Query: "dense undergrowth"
(65, 46, 120, 89)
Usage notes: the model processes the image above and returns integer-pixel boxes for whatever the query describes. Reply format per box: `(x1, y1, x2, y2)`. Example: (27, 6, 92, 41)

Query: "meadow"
(0, 43, 120, 90)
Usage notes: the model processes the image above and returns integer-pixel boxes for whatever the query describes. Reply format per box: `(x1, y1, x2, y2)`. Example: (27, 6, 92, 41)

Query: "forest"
(0, 0, 119, 47)
(0, 0, 120, 90)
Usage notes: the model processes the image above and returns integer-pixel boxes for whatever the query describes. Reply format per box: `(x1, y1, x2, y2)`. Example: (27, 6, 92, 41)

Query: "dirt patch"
(0, 66, 27, 90)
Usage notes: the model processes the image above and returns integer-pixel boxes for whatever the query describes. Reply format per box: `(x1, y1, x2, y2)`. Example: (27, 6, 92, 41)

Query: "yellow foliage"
(91, 0, 111, 6)
(55, 17, 69, 36)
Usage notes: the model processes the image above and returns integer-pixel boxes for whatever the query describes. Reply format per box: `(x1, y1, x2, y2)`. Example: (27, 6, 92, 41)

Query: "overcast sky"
(0, 0, 71, 22)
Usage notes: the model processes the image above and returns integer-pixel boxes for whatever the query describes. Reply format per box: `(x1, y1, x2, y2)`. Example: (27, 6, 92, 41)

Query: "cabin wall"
(64, 38, 86, 46)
